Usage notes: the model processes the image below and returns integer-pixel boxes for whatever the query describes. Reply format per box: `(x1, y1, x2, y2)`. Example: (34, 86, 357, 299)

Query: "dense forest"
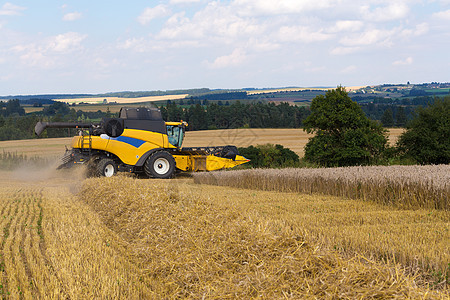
(161, 101, 309, 131)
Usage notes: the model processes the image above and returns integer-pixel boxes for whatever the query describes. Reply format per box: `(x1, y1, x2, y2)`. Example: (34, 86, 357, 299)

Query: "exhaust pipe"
(34, 118, 124, 137)
(34, 122, 92, 136)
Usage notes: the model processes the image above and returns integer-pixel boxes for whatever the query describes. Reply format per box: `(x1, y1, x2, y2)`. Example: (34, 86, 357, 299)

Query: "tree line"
(160, 101, 310, 131)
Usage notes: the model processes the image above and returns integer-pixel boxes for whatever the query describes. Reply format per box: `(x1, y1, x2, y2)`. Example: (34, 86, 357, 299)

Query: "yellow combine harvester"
(35, 107, 249, 178)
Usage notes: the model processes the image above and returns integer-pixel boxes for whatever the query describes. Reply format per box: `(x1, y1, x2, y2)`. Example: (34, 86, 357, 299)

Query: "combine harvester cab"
(35, 107, 249, 178)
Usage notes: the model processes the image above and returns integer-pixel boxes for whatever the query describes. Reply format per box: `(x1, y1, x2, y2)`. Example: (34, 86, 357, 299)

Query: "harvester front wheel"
(96, 158, 117, 177)
(144, 151, 175, 179)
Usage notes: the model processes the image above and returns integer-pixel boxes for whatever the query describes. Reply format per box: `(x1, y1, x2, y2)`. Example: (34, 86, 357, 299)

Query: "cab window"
(167, 125, 184, 147)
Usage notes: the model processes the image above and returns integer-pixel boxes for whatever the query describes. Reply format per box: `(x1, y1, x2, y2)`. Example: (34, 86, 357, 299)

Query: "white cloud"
(137, 5, 170, 25)
(393, 57, 413, 66)
(341, 65, 357, 73)
(170, 0, 202, 4)
(413, 23, 429, 36)
(433, 9, 450, 20)
(48, 32, 87, 52)
(157, 3, 263, 42)
(0, 2, 26, 16)
(63, 12, 82, 21)
(11, 32, 87, 68)
(234, 0, 335, 16)
(361, 2, 409, 22)
(119, 38, 146, 51)
(306, 66, 326, 73)
(330, 20, 364, 33)
(340, 28, 395, 47)
(20, 49, 51, 68)
(330, 46, 361, 55)
(208, 48, 246, 69)
(247, 38, 280, 52)
(400, 23, 429, 38)
(278, 26, 331, 43)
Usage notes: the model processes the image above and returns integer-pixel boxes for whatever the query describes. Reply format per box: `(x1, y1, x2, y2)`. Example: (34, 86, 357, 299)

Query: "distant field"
(53, 94, 188, 104)
(248, 87, 331, 95)
(23, 106, 48, 113)
(425, 88, 450, 93)
(247, 86, 365, 95)
(0, 128, 404, 159)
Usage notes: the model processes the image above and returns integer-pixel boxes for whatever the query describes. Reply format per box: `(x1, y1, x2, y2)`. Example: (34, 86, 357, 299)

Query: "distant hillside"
(1, 82, 448, 105)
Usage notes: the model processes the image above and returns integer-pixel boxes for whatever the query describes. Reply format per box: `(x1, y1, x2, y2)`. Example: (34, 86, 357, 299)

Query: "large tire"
(144, 151, 175, 179)
(95, 158, 117, 177)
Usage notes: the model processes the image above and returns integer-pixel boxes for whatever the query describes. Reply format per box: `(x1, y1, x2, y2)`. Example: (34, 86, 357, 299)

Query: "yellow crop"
(194, 165, 450, 210)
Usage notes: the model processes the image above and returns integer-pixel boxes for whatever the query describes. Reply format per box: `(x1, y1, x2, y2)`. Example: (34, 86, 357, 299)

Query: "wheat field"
(0, 129, 447, 298)
(194, 166, 449, 280)
(0, 166, 447, 298)
(194, 165, 449, 210)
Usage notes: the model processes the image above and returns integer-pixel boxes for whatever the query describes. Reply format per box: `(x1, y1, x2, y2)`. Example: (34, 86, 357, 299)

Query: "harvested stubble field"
(0, 165, 448, 298)
(0, 132, 446, 298)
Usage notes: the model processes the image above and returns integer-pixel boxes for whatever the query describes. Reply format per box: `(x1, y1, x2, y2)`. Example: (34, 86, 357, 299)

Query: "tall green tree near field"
(381, 108, 394, 127)
(0, 99, 25, 117)
(395, 106, 407, 127)
(397, 97, 449, 164)
(303, 86, 388, 166)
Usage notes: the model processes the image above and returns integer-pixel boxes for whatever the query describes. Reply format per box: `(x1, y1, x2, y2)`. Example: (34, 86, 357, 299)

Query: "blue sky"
(0, 0, 449, 95)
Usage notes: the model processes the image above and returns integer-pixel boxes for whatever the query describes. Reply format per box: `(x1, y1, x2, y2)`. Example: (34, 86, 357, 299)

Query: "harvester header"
(35, 107, 249, 178)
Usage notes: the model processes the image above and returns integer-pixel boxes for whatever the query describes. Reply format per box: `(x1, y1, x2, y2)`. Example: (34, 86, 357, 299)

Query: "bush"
(397, 97, 449, 164)
(238, 144, 299, 168)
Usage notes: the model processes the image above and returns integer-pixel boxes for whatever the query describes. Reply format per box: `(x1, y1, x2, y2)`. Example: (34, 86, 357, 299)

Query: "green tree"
(303, 86, 388, 167)
(42, 102, 70, 116)
(381, 108, 394, 127)
(166, 102, 184, 122)
(395, 106, 407, 127)
(397, 97, 449, 164)
(186, 104, 207, 130)
(2, 99, 25, 116)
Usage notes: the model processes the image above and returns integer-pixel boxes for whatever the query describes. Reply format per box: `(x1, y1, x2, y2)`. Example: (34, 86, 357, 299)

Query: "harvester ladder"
(81, 134, 93, 154)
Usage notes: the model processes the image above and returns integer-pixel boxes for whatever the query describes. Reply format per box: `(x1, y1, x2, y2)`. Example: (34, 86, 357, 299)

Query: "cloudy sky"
(0, 0, 449, 95)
